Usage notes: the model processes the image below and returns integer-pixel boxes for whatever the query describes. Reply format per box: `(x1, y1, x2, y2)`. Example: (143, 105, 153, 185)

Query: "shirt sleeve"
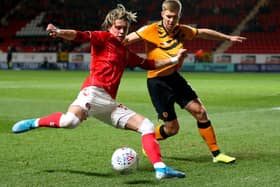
(181, 25, 198, 40)
(135, 24, 159, 45)
(74, 31, 92, 42)
(126, 50, 156, 70)
(74, 31, 109, 44)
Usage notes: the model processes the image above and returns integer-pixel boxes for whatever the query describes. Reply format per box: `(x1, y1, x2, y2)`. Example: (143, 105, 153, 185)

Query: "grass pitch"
(0, 70, 279, 187)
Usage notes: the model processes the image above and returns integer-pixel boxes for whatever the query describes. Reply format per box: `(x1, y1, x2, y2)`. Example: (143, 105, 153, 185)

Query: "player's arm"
(197, 28, 247, 43)
(152, 49, 187, 69)
(46, 23, 77, 41)
(122, 32, 142, 45)
(129, 49, 187, 70)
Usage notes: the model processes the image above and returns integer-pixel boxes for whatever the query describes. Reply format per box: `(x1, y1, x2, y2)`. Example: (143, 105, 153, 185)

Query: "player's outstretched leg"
(12, 112, 80, 133)
(12, 119, 37, 133)
(155, 166, 186, 180)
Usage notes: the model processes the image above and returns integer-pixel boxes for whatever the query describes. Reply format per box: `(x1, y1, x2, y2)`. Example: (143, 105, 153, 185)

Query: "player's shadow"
(163, 155, 211, 163)
(44, 169, 158, 185)
(163, 152, 271, 163)
(123, 180, 158, 185)
(44, 169, 113, 178)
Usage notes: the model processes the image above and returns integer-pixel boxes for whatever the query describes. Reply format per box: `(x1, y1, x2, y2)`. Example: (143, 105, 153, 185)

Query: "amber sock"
(197, 120, 219, 155)
(155, 124, 169, 140)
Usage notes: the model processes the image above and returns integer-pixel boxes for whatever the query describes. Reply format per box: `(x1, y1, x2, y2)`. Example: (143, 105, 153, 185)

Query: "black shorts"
(147, 72, 198, 121)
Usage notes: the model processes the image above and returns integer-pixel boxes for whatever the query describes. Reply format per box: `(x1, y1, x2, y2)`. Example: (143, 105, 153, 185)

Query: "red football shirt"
(74, 31, 156, 99)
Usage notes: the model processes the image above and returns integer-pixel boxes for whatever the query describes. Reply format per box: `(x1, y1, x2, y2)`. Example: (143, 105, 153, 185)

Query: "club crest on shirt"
(162, 112, 168, 118)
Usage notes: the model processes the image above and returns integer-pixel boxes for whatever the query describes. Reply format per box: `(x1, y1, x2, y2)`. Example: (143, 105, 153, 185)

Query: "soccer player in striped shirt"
(124, 0, 247, 164)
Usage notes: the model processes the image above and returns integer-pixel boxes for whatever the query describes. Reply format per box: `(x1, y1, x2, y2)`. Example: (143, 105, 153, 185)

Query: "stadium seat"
(0, 0, 279, 54)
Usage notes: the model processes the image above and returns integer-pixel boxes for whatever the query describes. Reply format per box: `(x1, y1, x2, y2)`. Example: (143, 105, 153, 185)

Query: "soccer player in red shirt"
(11, 4, 187, 180)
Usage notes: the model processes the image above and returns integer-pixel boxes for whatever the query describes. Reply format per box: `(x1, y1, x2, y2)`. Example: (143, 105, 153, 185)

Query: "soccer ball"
(111, 147, 138, 172)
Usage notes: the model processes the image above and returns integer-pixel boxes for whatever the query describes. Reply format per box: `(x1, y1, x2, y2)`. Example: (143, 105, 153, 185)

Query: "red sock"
(38, 112, 63, 128)
(142, 133, 162, 164)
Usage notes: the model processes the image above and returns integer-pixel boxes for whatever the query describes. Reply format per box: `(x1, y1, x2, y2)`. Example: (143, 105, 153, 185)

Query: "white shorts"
(71, 86, 136, 128)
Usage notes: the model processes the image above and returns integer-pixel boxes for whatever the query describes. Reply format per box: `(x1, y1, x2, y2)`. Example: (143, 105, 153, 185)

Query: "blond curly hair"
(101, 4, 137, 31)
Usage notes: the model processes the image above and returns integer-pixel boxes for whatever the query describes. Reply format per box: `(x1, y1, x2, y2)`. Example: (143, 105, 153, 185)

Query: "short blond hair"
(101, 4, 137, 31)
(162, 0, 182, 14)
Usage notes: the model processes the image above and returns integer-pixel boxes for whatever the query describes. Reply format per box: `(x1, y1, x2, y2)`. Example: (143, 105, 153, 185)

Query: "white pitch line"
(211, 107, 280, 115)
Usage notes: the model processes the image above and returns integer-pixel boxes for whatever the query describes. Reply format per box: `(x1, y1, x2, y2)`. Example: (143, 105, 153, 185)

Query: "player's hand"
(122, 37, 129, 45)
(229, 36, 247, 43)
(170, 49, 187, 64)
(177, 49, 188, 63)
(46, 23, 60, 38)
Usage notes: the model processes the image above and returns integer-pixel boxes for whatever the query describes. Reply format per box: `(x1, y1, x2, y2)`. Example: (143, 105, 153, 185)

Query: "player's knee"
(60, 112, 80, 128)
(169, 127, 179, 136)
(138, 118, 154, 135)
(187, 100, 207, 119)
(192, 105, 205, 114)
(192, 106, 207, 120)
(165, 121, 179, 136)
